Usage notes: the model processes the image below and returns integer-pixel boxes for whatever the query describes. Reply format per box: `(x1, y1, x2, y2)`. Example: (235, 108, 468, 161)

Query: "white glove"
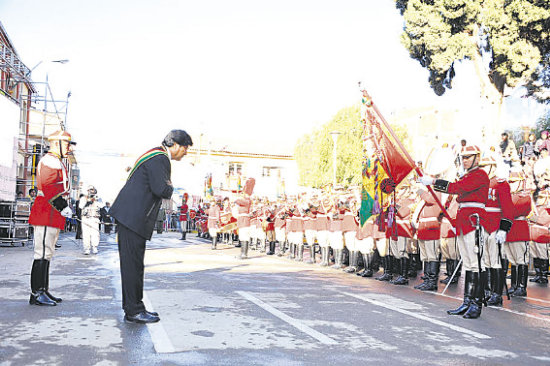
(417, 176, 434, 186)
(495, 230, 507, 244)
(61, 206, 73, 218)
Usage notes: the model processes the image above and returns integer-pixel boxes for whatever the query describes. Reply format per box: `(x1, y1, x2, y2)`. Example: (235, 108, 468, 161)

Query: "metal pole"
(330, 131, 340, 188)
(40, 74, 48, 151)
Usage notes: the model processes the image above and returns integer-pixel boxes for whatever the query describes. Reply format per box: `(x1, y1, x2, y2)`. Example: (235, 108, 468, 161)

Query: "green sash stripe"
(127, 148, 168, 180)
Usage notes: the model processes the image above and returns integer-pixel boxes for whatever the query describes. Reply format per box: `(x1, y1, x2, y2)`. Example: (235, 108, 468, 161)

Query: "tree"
(295, 105, 409, 188)
(395, 1, 550, 122)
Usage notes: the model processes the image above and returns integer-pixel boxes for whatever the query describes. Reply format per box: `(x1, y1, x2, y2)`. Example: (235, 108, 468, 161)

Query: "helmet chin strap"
(466, 155, 479, 172)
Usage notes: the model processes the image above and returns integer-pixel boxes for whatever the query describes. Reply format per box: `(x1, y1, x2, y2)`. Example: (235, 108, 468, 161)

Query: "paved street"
(1, 232, 550, 365)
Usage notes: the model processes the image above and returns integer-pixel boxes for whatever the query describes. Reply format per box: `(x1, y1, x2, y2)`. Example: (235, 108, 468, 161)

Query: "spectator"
(535, 130, 550, 154)
(520, 133, 537, 164)
(500, 132, 518, 168)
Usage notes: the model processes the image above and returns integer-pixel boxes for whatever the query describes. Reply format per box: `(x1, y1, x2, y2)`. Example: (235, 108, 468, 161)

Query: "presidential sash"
(127, 147, 169, 180)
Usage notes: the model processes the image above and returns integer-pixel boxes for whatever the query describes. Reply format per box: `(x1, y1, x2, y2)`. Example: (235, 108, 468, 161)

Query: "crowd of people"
(183, 133, 550, 321)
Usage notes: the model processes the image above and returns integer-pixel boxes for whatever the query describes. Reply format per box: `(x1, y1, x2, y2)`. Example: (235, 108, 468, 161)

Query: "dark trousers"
(118, 224, 146, 316)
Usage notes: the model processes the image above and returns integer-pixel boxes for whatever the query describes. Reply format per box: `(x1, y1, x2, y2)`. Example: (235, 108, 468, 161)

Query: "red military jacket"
(355, 219, 371, 240)
(484, 177, 514, 233)
(435, 167, 489, 235)
(289, 212, 304, 233)
(303, 210, 316, 231)
(329, 213, 343, 232)
(393, 196, 415, 238)
(416, 190, 442, 241)
(441, 197, 459, 239)
(234, 197, 252, 228)
(179, 203, 188, 222)
(530, 195, 550, 244)
(506, 192, 532, 242)
(207, 205, 221, 229)
(29, 153, 70, 230)
(341, 210, 358, 233)
(314, 208, 330, 231)
(263, 207, 275, 231)
(274, 208, 286, 229)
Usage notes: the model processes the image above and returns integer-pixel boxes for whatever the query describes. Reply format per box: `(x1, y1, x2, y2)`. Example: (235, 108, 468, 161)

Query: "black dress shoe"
(124, 311, 160, 324)
(146, 310, 159, 317)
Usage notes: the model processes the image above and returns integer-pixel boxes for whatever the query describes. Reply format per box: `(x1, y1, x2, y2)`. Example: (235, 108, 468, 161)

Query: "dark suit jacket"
(110, 147, 173, 240)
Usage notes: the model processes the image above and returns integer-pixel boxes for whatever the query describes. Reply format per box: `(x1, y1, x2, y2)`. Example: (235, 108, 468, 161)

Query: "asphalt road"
(1, 231, 550, 365)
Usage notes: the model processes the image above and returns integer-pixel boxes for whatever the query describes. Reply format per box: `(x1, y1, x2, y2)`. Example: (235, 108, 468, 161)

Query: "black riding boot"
(530, 258, 543, 283)
(376, 256, 393, 281)
(391, 257, 410, 285)
(181, 231, 186, 240)
(305, 245, 315, 264)
(420, 261, 439, 291)
(512, 264, 528, 297)
(487, 267, 504, 306)
(481, 270, 491, 301)
(420, 261, 428, 280)
(463, 272, 483, 319)
(440, 259, 454, 284)
(267, 241, 275, 255)
(509, 265, 518, 293)
(360, 254, 374, 277)
(29, 260, 56, 306)
(408, 253, 418, 278)
(296, 244, 304, 261)
(541, 259, 549, 284)
(448, 271, 475, 315)
(211, 235, 217, 250)
(344, 251, 358, 273)
(288, 243, 295, 259)
(239, 241, 249, 259)
(332, 249, 343, 269)
(44, 260, 62, 303)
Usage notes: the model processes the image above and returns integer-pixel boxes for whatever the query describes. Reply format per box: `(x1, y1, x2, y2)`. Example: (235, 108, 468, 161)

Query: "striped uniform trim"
(127, 147, 169, 181)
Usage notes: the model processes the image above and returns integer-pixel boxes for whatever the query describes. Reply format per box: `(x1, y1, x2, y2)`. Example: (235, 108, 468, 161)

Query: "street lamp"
(330, 131, 341, 188)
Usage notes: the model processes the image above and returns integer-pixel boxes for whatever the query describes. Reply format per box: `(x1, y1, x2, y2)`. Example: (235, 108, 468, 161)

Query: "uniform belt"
(396, 219, 410, 224)
(485, 207, 501, 213)
(316, 215, 328, 218)
(236, 213, 249, 217)
(37, 190, 44, 197)
(532, 224, 550, 231)
(515, 216, 526, 221)
(419, 217, 439, 223)
(459, 202, 486, 209)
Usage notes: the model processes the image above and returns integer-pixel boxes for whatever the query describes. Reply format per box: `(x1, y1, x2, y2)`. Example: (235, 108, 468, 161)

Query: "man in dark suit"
(110, 130, 193, 324)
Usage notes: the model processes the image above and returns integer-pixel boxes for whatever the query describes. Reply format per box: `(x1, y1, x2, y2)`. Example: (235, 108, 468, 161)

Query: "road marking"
(432, 292, 550, 324)
(339, 291, 491, 340)
(143, 292, 176, 353)
(236, 291, 338, 345)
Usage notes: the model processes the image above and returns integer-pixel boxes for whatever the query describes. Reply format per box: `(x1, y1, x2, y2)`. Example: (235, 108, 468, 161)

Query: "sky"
(1, 0, 548, 201)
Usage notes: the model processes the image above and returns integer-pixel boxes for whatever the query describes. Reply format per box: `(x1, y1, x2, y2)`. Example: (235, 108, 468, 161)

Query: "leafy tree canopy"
(396, 0, 550, 103)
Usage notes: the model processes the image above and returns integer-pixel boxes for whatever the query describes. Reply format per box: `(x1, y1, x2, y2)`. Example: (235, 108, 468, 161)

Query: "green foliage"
(396, 0, 550, 100)
(535, 109, 550, 135)
(295, 105, 409, 188)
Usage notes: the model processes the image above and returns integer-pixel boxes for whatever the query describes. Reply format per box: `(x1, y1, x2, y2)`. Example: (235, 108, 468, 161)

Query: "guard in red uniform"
(388, 186, 415, 285)
(421, 145, 490, 319)
(179, 193, 189, 240)
(207, 199, 221, 250)
(234, 178, 255, 259)
(479, 156, 514, 306)
(28, 130, 75, 306)
(529, 188, 550, 284)
(439, 197, 460, 285)
(504, 172, 533, 297)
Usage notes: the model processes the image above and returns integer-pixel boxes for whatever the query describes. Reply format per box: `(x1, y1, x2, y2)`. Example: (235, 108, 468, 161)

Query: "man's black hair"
(162, 130, 193, 147)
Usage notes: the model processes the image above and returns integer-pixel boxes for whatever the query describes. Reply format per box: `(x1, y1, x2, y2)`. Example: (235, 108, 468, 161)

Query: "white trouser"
(344, 231, 357, 251)
(33, 225, 60, 260)
(317, 230, 329, 248)
(288, 231, 304, 246)
(440, 237, 459, 260)
(357, 237, 375, 255)
(82, 217, 100, 253)
(238, 226, 251, 242)
(483, 231, 503, 268)
(257, 227, 266, 241)
(457, 228, 488, 272)
(305, 229, 317, 246)
(531, 242, 549, 260)
(389, 237, 409, 259)
(209, 228, 219, 238)
(275, 228, 286, 242)
(329, 231, 344, 250)
(419, 239, 440, 262)
(504, 241, 529, 266)
(376, 238, 389, 257)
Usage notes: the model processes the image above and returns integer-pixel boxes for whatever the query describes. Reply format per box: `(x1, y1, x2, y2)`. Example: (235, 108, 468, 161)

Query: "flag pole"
(361, 88, 454, 225)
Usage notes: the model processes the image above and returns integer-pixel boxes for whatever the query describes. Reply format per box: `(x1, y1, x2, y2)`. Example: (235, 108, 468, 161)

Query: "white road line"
(143, 292, 176, 353)
(431, 292, 550, 324)
(236, 291, 338, 345)
(339, 291, 491, 340)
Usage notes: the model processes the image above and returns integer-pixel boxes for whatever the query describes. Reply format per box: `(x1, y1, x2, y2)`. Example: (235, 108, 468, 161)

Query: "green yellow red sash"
(127, 147, 168, 180)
